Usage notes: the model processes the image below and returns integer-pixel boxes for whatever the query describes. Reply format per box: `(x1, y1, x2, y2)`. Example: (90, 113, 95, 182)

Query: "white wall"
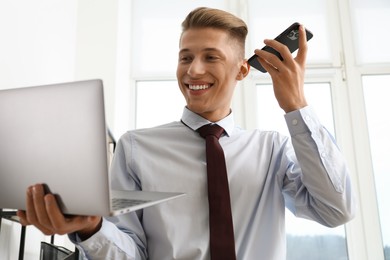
(0, 0, 122, 131)
(0, 0, 123, 258)
(74, 0, 122, 132)
(0, 0, 78, 89)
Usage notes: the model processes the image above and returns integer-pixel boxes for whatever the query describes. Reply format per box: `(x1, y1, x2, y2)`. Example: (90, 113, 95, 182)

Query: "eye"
(206, 55, 219, 61)
(179, 55, 193, 63)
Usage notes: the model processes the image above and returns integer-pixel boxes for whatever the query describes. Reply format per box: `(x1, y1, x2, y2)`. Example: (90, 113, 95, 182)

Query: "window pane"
(131, 0, 226, 77)
(256, 83, 334, 135)
(362, 75, 390, 259)
(351, 0, 390, 64)
(136, 81, 185, 129)
(256, 83, 348, 259)
(248, 0, 331, 64)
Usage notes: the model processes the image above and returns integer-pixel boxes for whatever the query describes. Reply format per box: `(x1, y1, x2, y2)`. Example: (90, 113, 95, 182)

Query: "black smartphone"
(248, 22, 313, 73)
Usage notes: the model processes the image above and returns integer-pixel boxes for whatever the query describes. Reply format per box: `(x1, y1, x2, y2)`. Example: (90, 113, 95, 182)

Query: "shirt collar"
(181, 107, 235, 137)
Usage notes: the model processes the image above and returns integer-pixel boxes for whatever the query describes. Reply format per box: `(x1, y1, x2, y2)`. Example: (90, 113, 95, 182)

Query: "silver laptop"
(0, 79, 184, 216)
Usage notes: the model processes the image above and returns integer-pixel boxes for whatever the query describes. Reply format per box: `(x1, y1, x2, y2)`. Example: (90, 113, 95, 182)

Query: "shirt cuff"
(284, 106, 321, 136)
(69, 218, 137, 258)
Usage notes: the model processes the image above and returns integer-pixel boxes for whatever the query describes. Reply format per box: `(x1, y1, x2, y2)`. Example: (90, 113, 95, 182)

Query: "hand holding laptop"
(0, 79, 185, 221)
(0, 80, 184, 242)
(17, 184, 102, 240)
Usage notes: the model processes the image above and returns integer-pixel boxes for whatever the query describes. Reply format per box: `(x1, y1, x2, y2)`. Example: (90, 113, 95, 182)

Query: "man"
(17, 7, 355, 259)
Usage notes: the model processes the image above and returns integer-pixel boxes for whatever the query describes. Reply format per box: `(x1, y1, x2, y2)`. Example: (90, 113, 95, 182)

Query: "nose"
(187, 58, 205, 77)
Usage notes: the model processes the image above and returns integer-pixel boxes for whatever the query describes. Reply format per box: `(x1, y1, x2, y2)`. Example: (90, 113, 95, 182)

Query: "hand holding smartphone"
(248, 22, 313, 73)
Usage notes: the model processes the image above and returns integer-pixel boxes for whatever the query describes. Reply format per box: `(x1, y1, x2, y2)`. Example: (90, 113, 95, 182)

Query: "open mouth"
(187, 84, 212, 91)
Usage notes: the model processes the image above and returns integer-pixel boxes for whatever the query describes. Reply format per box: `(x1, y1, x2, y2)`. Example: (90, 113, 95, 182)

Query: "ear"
(236, 60, 250, 80)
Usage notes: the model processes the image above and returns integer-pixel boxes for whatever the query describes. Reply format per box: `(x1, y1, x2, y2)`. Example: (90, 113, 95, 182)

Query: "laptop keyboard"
(111, 198, 151, 211)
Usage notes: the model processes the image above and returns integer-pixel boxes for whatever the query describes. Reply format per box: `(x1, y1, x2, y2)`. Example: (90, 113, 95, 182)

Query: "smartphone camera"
(287, 29, 299, 40)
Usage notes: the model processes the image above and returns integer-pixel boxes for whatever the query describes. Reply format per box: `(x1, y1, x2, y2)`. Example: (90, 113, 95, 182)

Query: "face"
(177, 28, 249, 122)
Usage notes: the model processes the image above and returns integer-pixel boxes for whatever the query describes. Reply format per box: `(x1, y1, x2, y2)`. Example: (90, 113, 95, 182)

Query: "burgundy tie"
(198, 124, 236, 260)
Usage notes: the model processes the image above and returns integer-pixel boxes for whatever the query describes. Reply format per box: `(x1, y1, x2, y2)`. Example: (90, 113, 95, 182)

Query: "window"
(363, 75, 390, 259)
(247, 0, 332, 64)
(256, 83, 347, 259)
(131, 0, 227, 128)
(135, 80, 185, 128)
(256, 83, 334, 134)
(131, 0, 226, 78)
(350, 0, 390, 64)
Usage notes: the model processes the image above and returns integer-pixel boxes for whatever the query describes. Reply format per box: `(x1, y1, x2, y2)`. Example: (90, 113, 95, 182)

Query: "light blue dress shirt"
(72, 106, 355, 260)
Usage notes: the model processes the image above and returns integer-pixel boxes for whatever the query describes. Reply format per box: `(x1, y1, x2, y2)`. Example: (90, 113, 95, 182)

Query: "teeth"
(189, 84, 210, 90)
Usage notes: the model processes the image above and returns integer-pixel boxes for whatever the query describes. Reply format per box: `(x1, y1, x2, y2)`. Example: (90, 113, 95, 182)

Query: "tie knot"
(197, 124, 225, 140)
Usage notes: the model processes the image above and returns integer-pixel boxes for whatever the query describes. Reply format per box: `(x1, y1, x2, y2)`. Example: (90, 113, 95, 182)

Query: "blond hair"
(181, 7, 248, 57)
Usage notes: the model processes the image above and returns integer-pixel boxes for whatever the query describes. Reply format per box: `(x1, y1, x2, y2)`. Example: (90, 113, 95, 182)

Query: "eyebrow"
(179, 47, 223, 54)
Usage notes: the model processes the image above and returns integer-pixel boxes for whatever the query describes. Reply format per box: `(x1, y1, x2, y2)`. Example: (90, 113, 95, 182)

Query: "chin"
(186, 103, 207, 113)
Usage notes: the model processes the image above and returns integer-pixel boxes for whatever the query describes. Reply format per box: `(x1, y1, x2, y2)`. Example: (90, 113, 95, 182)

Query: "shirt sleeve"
(68, 218, 145, 259)
(68, 134, 148, 259)
(282, 106, 356, 227)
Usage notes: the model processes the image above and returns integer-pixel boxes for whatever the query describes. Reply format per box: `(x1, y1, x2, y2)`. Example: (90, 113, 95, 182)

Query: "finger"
(255, 44, 288, 73)
(44, 194, 96, 235)
(16, 210, 29, 226)
(31, 184, 53, 228)
(44, 194, 73, 234)
(263, 39, 294, 66)
(295, 25, 308, 65)
(25, 186, 38, 223)
(254, 49, 281, 74)
(25, 185, 53, 235)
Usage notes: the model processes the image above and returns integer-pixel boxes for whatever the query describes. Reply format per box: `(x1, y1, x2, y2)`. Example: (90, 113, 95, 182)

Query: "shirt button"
(321, 152, 326, 158)
(292, 119, 298, 125)
(305, 115, 311, 121)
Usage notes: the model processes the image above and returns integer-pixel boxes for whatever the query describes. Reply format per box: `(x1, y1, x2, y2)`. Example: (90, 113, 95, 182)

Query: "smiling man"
(177, 25, 249, 122)
(18, 7, 355, 260)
